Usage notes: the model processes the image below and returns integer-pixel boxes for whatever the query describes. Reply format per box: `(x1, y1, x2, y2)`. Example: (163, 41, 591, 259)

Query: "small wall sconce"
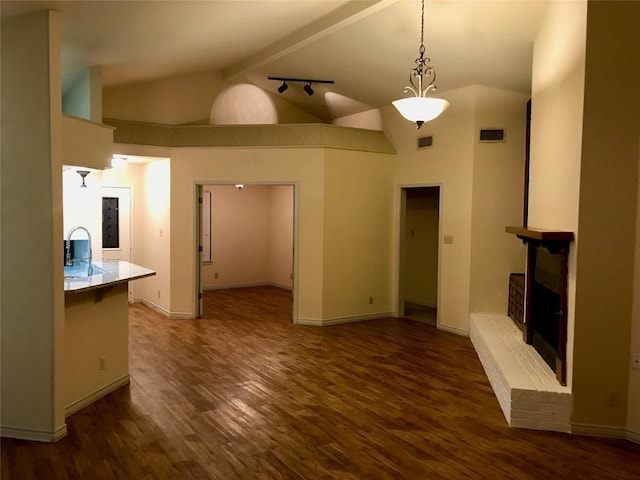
(77, 170, 90, 188)
(234, 184, 244, 191)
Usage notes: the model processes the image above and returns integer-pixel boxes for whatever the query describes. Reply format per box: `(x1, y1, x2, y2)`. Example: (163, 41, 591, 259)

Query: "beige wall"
(268, 186, 294, 289)
(64, 283, 129, 413)
(470, 86, 529, 314)
(135, 159, 172, 314)
(103, 161, 147, 301)
(1, 10, 66, 440)
(630, 143, 640, 439)
(389, 86, 475, 335)
(571, 1, 639, 430)
(322, 149, 395, 321)
(529, 0, 587, 389)
(168, 147, 325, 321)
(103, 71, 321, 125)
(200, 185, 293, 289)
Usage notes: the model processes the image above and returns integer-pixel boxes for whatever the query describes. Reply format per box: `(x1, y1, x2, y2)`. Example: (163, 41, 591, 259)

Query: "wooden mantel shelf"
(506, 226, 574, 243)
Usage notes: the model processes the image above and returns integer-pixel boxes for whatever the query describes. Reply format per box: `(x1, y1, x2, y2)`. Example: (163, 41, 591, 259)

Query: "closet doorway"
(398, 186, 440, 326)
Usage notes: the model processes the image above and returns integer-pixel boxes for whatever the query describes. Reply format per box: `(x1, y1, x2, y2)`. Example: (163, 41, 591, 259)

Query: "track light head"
(277, 82, 288, 94)
(304, 83, 314, 96)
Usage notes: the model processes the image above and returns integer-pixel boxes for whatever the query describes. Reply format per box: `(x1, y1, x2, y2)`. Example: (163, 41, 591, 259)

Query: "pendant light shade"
(393, 0, 449, 128)
(392, 97, 450, 128)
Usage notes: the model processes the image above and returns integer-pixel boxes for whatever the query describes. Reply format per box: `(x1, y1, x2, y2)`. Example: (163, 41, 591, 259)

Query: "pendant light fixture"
(392, 0, 449, 129)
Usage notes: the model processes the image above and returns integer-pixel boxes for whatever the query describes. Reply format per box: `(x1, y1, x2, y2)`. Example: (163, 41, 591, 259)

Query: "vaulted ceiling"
(1, 0, 549, 120)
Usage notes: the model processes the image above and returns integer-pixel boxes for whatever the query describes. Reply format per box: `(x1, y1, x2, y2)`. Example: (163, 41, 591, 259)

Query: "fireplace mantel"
(506, 226, 574, 244)
(506, 225, 574, 386)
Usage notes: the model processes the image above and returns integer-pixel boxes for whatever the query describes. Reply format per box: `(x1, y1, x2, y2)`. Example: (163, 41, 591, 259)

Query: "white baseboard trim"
(138, 299, 193, 319)
(1, 422, 68, 442)
(572, 422, 628, 439)
(627, 427, 640, 444)
(297, 312, 393, 327)
(65, 374, 130, 418)
(438, 324, 470, 337)
(203, 281, 292, 291)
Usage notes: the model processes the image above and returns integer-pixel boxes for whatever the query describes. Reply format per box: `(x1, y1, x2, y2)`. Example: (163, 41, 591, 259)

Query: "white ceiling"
(1, 0, 549, 120)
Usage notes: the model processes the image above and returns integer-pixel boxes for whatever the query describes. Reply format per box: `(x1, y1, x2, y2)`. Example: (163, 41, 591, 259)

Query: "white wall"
(200, 185, 293, 290)
(0, 10, 66, 440)
(63, 168, 103, 262)
(528, 0, 587, 390)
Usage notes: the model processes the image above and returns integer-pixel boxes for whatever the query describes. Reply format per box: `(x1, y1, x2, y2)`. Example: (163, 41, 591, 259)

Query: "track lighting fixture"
(304, 83, 314, 96)
(268, 77, 334, 96)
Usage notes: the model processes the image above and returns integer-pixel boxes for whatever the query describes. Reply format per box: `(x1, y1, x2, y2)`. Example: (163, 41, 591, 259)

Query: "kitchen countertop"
(64, 260, 156, 293)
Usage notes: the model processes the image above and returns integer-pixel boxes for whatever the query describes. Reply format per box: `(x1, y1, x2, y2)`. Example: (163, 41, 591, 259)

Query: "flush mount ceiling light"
(111, 155, 128, 169)
(77, 170, 90, 188)
(234, 184, 244, 191)
(267, 77, 334, 97)
(392, 0, 449, 129)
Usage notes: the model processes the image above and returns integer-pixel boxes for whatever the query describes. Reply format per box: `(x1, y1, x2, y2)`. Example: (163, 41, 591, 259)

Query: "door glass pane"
(102, 197, 119, 248)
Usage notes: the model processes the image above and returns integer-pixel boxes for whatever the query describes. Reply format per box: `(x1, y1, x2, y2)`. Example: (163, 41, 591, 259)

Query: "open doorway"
(196, 184, 295, 321)
(399, 186, 440, 326)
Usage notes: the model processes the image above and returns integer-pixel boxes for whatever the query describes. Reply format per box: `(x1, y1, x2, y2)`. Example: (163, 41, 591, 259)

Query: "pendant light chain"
(419, 0, 425, 60)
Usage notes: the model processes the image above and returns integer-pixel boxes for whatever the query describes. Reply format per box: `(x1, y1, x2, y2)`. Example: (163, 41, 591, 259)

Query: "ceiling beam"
(222, 0, 400, 81)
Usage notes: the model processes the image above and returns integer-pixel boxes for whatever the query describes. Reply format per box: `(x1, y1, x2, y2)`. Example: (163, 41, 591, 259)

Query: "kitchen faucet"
(66, 226, 93, 275)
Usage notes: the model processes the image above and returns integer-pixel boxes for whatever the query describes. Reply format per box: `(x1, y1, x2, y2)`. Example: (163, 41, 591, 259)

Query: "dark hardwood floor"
(2, 286, 639, 479)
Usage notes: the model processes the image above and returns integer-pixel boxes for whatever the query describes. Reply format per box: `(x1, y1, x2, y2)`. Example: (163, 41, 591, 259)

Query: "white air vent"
(479, 128, 506, 142)
(417, 135, 433, 149)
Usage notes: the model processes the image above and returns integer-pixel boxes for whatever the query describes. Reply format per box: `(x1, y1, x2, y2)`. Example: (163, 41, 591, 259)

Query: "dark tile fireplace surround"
(506, 226, 574, 386)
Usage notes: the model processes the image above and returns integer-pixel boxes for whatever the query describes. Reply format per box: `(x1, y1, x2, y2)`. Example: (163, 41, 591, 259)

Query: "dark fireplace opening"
(506, 226, 573, 385)
(531, 246, 562, 371)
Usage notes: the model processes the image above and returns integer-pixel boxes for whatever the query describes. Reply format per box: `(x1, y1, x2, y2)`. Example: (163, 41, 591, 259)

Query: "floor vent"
(479, 128, 506, 142)
(417, 135, 433, 149)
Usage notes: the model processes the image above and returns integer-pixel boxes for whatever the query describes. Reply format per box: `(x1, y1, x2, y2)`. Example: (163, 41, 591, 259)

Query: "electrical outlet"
(214, 272, 218, 279)
(157, 290, 161, 299)
(632, 353, 640, 370)
(607, 391, 620, 407)
(99, 356, 106, 371)
(369, 296, 374, 305)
